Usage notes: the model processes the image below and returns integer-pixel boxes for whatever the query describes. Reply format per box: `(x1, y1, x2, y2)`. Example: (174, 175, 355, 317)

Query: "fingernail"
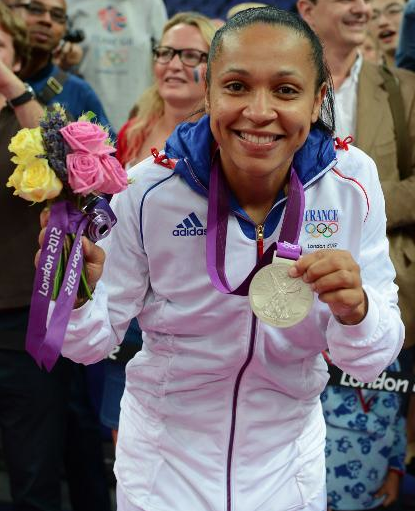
(288, 266, 298, 277)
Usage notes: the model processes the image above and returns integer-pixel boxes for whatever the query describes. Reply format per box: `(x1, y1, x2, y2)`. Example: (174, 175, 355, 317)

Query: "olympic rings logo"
(305, 222, 339, 238)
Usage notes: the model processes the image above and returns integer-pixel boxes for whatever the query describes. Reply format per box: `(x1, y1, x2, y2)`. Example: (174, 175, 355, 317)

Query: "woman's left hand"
(288, 249, 368, 325)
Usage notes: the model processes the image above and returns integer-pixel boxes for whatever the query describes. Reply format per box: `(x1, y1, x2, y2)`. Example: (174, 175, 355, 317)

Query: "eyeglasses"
(371, 3, 404, 20)
(10, 2, 67, 24)
(152, 46, 208, 68)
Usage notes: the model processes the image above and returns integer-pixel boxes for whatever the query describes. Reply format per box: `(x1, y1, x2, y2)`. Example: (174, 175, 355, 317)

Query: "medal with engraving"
(249, 256, 313, 328)
(206, 152, 313, 327)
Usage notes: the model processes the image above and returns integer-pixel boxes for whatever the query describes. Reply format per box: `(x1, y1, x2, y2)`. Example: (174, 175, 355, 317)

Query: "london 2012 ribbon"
(26, 200, 88, 371)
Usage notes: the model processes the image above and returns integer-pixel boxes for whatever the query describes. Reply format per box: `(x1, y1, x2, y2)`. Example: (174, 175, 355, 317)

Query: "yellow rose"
(7, 158, 62, 203)
(6, 164, 25, 191)
(8, 127, 45, 166)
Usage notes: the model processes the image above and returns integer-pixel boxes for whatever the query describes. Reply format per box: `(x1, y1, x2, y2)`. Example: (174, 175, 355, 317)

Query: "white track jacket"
(62, 116, 404, 511)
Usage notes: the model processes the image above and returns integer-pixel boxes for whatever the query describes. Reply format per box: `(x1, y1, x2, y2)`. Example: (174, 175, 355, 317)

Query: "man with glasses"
(5, 0, 113, 133)
(9, 0, 67, 25)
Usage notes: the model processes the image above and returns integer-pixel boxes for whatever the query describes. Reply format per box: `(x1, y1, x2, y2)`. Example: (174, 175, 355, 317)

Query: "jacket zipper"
(256, 224, 264, 259)
(226, 224, 263, 511)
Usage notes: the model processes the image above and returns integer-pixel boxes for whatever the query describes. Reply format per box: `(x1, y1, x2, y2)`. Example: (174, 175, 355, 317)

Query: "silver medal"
(249, 256, 314, 328)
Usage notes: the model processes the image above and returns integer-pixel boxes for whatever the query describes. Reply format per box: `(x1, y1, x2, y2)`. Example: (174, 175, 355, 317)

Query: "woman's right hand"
(35, 208, 106, 308)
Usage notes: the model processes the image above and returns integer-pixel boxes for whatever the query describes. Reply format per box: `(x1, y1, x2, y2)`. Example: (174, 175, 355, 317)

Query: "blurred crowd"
(0, 0, 414, 510)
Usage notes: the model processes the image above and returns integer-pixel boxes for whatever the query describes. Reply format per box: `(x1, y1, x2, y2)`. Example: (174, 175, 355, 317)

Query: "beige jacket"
(356, 61, 415, 347)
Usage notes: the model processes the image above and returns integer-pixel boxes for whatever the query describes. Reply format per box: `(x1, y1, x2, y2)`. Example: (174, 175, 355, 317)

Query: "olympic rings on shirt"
(305, 222, 339, 238)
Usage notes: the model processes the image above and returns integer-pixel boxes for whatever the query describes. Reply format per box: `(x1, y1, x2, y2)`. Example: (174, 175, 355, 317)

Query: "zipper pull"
(256, 224, 264, 259)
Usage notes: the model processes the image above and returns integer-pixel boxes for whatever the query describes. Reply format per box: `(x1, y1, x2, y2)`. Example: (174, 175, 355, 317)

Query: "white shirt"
(334, 52, 363, 141)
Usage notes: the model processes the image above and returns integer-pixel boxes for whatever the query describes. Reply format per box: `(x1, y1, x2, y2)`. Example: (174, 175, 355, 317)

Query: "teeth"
(344, 20, 366, 26)
(239, 132, 276, 144)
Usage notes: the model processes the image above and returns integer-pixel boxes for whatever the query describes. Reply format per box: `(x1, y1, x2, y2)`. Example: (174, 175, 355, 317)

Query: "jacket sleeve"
(61, 174, 150, 364)
(326, 154, 404, 382)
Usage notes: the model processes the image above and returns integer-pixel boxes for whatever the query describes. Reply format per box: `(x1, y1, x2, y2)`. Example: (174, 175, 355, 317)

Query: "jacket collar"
(165, 115, 337, 240)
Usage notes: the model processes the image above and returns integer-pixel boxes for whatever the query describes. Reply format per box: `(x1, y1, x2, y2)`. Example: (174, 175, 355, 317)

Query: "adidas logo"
(172, 212, 207, 237)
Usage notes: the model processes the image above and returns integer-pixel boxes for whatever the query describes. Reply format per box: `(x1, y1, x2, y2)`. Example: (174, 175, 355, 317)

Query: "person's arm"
(36, 164, 151, 365)
(0, 60, 44, 127)
(67, 175, 150, 363)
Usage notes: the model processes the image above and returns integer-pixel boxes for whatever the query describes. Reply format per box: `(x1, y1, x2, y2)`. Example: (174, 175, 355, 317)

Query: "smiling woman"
(205, 21, 332, 223)
(38, 6, 404, 511)
(116, 12, 216, 168)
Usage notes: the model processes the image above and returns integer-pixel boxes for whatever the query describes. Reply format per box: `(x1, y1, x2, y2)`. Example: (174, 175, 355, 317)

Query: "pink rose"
(67, 153, 105, 195)
(98, 154, 129, 194)
(60, 122, 113, 155)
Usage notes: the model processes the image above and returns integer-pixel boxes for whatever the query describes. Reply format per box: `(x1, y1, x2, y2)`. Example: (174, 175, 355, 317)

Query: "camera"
(82, 195, 117, 243)
(63, 28, 85, 44)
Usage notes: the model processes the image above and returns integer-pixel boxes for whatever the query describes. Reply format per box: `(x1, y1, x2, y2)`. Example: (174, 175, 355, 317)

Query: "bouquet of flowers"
(6, 105, 128, 371)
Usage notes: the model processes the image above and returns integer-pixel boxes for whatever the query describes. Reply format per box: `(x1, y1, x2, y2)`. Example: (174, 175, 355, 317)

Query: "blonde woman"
(116, 12, 216, 168)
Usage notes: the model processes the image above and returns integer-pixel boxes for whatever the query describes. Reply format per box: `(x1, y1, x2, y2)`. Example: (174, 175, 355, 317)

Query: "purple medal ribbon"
(206, 154, 305, 296)
(26, 200, 88, 371)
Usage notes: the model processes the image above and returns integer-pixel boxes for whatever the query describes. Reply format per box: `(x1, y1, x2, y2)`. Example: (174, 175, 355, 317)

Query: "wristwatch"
(6, 83, 36, 108)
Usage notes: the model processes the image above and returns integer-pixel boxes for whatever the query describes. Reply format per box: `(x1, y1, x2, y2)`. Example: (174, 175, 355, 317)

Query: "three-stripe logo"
(172, 212, 207, 236)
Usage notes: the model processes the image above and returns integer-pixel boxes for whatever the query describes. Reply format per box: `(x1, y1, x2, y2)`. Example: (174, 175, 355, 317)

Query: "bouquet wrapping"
(7, 105, 128, 371)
